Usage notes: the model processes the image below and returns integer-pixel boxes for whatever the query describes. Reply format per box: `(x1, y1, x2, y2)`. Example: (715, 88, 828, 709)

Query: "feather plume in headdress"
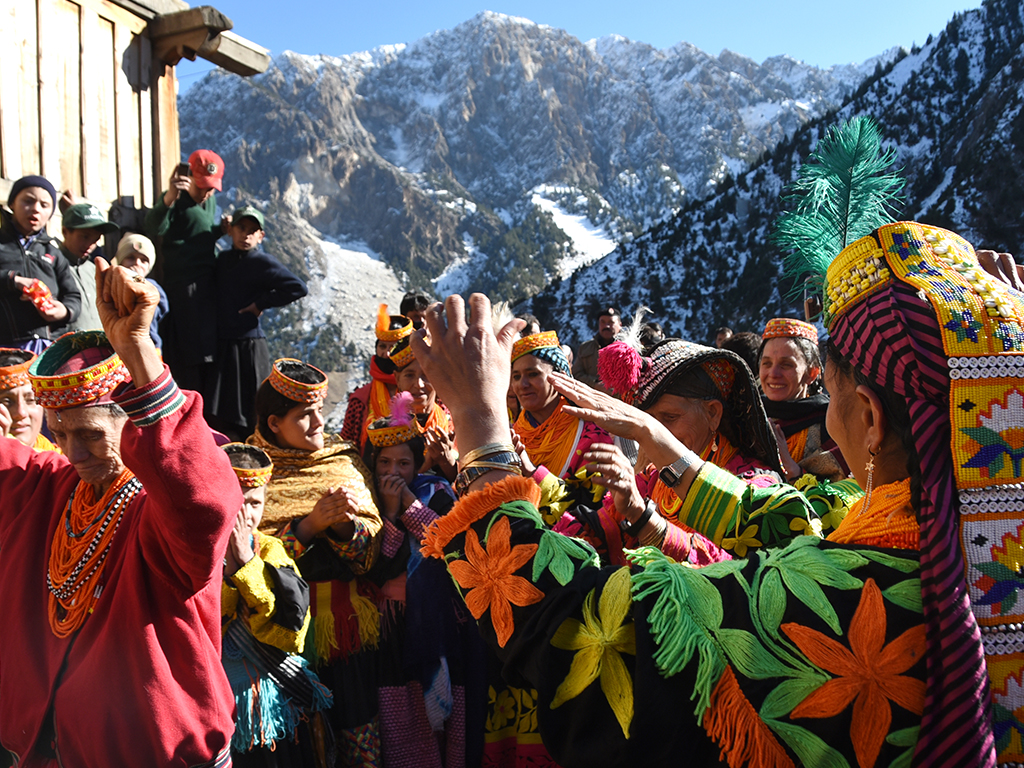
(772, 116, 905, 297)
(376, 304, 391, 336)
(491, 301, 516, 336)
(598, 306, 649, 396)
(389, 391, 415, 427)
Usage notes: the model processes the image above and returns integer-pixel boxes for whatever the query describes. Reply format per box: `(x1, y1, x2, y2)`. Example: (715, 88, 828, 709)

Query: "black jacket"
(0, 210, 81, 345)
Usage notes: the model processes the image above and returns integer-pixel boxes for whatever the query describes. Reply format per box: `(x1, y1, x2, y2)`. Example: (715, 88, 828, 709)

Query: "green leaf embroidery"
(716, 628, 794, 680)
(484, 501, 544, 541)
(858, 550, 920, 573)
(882, 579, 922, 613)
(778, 545, 864, 590)
(767, 719, 852, 768)
(759, 674, 828, 720)
(779, 567, 843, 635)
(759, 568, 787, 638)
(885, 726, 919, 768)
(817, 548, 869, 572)
(531, 532, 596, 585)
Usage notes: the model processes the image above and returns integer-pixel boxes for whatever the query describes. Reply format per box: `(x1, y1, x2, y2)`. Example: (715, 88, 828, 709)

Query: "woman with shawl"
(0, 348, 58, 451)
(511, 331, 613, 481)
(363, 394, 486, 767)
(759, 317, 847, 480)
(548, 332, 858, 568)
(247, 358, 385, 766)
(412, 213, 1016, 767)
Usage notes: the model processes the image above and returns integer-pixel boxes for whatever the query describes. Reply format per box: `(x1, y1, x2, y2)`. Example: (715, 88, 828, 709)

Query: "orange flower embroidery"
(781, 578, 925, 768)
(448, 516, 544, 647)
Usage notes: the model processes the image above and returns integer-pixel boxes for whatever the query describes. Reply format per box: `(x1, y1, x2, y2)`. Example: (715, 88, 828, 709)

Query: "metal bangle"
(459, 442, 516, 466)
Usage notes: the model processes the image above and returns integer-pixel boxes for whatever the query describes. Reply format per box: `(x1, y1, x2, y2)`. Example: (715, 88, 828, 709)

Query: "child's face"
(375, 443, 418, 487)
(230, 217, 264, 252)
(241, 485, 266, 532)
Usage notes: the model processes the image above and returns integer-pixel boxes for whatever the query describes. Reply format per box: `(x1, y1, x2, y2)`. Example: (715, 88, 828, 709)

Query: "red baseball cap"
(188, 149, 225, 191)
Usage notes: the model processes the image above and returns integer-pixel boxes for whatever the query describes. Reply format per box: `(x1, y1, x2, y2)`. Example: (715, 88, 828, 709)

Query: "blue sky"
(177, 0, 983, 87)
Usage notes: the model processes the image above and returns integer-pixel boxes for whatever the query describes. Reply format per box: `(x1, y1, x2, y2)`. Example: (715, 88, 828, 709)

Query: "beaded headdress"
(28, 331, 130, 410)
(222, 443, 274, 488)
(511, 331, 571, 376)
(389, 336, 416, 369)
(762, 317, 818, 344)
(268, 358, 327, 404)
(366, 392, 423, 448)
(775, 116, 1002, 764)
(376, 304, 414, 343)
(0, 348, 36, 390)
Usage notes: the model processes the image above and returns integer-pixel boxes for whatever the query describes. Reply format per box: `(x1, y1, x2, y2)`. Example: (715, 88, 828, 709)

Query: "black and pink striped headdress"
(826, 221, 1024, 767)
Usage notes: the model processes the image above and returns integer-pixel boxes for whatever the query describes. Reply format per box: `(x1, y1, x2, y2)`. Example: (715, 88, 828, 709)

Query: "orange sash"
(515, 398, 584, 478)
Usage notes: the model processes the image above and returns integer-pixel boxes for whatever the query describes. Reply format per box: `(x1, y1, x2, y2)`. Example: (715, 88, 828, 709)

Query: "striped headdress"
(28, 331, 130, 410)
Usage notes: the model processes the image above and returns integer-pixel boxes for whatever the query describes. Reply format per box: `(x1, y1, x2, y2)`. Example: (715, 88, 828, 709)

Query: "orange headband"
(268, 358, 327, 403)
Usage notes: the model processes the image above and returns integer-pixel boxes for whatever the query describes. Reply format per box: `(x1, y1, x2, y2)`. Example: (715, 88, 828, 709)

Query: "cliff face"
(180, 12, 888, 368)
(526, 0, 1024, 348)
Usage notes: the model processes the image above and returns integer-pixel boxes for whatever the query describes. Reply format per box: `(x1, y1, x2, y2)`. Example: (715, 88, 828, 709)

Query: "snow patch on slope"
(531, 186, 618, 276)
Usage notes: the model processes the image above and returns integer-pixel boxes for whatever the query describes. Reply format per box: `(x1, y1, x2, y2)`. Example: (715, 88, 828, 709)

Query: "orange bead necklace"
(47, 467, 141, 638)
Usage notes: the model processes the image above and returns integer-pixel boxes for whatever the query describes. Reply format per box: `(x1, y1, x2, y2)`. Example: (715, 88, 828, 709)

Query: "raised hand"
(377, 474, 415, 522)
(94, 257, 163, 388)
(548, 371, 651, 442)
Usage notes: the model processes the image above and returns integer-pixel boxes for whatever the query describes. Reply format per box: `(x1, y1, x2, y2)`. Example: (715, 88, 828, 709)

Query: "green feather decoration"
(773, 116, 905, 296)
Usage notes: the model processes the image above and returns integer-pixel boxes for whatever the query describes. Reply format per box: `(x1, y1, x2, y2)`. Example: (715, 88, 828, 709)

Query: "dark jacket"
(144, 192, 221, 287)
(0, 210, 81, 346)
(215, 248, 307, 339)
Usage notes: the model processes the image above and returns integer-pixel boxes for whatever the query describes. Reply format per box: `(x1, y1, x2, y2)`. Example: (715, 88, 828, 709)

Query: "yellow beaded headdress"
(0, 348, 36, 390)
(389, 336, 416, 369)
(222, 442, 274, 488)
(28, 331, 130, 409)
(762, 318, 818, 344)
(366, 392, 424, 448)
(511, 330, 571, 375)
(268, 358, 328, 403)
(376, 304, 414, 343)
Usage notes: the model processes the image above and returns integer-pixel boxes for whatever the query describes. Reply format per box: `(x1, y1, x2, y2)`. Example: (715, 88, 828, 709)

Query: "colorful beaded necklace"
(827, 477, 919, 550)
(48, 468, 141, 638)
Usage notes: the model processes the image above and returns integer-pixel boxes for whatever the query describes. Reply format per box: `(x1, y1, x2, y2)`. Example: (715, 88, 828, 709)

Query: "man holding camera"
(144, 150, 228, 395)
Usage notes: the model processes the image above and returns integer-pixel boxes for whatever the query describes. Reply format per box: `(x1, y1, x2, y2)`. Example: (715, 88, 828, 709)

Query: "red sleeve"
(115, 366, 242, 595)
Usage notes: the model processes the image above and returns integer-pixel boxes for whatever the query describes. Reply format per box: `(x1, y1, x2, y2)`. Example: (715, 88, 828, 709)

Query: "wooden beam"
(138, 33, 154, 206)
(196, 30, 269, 76)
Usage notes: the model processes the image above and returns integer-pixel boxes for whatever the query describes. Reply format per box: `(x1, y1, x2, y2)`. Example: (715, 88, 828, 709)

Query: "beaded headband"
(268, 358, 328, 403)
(0, 348, 36, 391)
(376, 304, 414, 343)
(511, 331, 560, 363)
(28, 331, 130, 410)
(763, 317, 818, 344)
(389, 337, 416, 369)
(366, 419, 423, 448)
(222, 443, 274, 488)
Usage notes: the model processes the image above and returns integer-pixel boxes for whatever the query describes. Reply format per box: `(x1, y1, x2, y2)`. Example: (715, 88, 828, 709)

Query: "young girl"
(247, 358, 384, 766)
(363, 393, 485, 767)
(220, 442, 330, 767)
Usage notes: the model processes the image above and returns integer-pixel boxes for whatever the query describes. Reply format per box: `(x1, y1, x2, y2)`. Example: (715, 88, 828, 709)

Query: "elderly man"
(0, 260, 240, 766)
(59, 202, 119, 332)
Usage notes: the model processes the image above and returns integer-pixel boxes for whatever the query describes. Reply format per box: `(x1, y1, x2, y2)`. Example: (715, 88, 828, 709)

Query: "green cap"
(62, 203, 119, 234)
(233, 205, 264, 230)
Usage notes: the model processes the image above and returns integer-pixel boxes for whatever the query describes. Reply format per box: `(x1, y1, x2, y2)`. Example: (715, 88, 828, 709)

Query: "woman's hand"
(583, 443, 645, 522)
(977, 250, 1024, 292)
(95, 257, 163, 388)
(547, 371, 652, 442)
(425, 425, 458, 480)
(377, 474, 416, 522)
(511, 430, 537, 475)
(224, 509, 255, 575)
(296, 486, 357, 544)
(771, 420, 802, 480)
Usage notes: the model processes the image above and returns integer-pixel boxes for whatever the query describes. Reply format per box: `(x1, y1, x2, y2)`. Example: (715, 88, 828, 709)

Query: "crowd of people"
(1, 143, 1024, 768)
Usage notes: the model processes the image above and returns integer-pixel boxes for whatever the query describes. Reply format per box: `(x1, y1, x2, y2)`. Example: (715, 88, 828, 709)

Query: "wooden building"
(0, 0, 268, 229)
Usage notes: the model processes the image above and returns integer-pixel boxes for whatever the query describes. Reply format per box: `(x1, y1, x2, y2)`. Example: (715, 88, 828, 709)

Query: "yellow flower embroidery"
(789, 515, 823, 537)
(550, 567, 636, 738)
(722, 523, 762, 556)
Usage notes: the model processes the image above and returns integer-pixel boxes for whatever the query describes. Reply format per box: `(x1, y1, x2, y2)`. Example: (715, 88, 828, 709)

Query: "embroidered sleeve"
(323, 517, 373, 565)
(532, 465, 606, 527)
(340, 392, 367, 443)
(114, 365, 185, 428)
(677, 462, 824, 557)
(277, 520, 306, 561)
(381, 518, 405, 558)
(399, 499, 439, 543)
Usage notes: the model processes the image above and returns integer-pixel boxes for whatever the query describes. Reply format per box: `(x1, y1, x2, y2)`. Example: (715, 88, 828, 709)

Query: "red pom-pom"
(599, 341, 643, 395)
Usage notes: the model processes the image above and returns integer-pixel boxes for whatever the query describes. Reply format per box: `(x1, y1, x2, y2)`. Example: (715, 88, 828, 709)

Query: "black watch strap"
(623, 499, 657, 538)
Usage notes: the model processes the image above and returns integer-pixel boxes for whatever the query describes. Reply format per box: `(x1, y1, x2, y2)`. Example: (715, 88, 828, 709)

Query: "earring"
(711, 430, 719, 455)
(863, 447, 879, 510)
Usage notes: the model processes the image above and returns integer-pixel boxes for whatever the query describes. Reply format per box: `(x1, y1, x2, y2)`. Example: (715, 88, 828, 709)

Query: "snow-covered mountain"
(525, 0, 1024, 347)
(179, 11, 897, 370)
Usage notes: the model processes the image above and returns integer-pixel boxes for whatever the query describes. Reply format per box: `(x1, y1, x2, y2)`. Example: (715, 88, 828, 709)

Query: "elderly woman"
(548, 336, 857, 568)
(759, 317, 847, 480)
(407, 220, 1016, 767)
(0, 176, 81, 351)
(0, 262, 241, 766)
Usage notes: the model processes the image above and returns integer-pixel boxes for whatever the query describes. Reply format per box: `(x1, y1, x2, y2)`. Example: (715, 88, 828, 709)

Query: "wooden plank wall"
(0, 0, 179, 229)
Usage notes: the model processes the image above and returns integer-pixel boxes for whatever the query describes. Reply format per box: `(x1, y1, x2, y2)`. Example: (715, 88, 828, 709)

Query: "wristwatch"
(658, 456, 690, 488)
